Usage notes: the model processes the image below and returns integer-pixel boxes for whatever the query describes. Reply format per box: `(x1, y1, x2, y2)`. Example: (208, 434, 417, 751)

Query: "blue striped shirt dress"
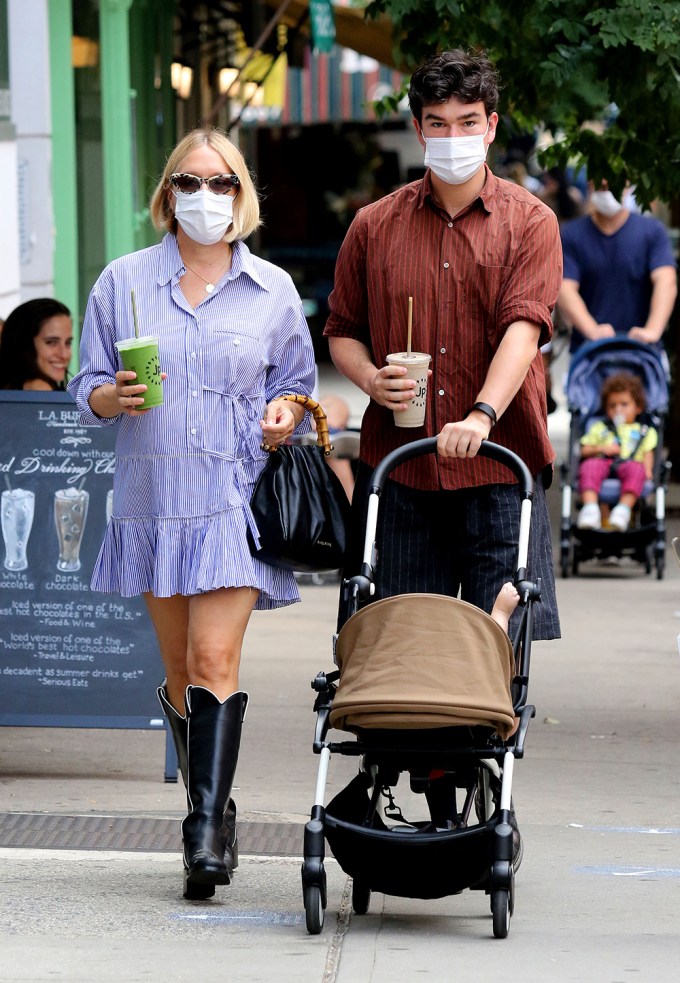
(68, 233, 316, 609)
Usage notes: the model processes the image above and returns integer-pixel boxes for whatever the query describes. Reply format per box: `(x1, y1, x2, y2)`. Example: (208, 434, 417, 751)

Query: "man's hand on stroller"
(437, 410, 493, 458)
(590, 322, 616, 340)
(628, 325, 659, 344)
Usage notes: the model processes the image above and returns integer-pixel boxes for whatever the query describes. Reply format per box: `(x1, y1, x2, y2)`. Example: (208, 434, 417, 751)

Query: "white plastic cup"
(385, 352, 431, 428)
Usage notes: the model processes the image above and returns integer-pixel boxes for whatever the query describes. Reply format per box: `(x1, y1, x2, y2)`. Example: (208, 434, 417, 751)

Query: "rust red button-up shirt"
(324, 167, 562, 490)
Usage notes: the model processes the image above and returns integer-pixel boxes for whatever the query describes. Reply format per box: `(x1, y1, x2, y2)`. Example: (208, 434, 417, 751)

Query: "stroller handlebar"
(368, 438, 534, 499)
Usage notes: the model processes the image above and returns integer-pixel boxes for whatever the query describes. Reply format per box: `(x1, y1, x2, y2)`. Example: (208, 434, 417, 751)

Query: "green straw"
(131, 289, 140, 339)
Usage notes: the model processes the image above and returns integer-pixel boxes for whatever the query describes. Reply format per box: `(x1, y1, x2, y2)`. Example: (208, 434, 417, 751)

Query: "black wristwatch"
(467, 401, 497, 428)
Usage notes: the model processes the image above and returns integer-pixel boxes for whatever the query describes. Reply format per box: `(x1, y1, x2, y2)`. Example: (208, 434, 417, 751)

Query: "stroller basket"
(324, 774, 493, 900)
(330, 593, 516, 740)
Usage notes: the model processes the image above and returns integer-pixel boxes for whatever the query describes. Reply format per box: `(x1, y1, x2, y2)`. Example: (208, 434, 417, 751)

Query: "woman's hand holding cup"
(115, 370, 151, 415)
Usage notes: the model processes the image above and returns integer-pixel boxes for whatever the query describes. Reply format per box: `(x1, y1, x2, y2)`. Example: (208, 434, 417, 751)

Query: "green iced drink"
(114, 335, 163, 408)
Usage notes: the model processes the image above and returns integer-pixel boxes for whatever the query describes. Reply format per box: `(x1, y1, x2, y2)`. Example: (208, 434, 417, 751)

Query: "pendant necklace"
(181, 254, 231, 294)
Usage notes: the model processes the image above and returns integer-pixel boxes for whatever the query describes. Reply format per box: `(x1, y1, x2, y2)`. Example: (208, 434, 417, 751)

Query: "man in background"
(558, 181, 677, 357)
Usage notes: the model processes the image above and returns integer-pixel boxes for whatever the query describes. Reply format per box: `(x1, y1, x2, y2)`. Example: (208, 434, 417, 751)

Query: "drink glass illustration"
(105, 489, 114, 524)
(54, 487, 89, 572)
(1, 489, 35, 571)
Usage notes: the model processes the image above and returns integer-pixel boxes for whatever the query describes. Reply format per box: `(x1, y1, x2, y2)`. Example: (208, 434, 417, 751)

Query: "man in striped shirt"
(324, 49, 562, 642)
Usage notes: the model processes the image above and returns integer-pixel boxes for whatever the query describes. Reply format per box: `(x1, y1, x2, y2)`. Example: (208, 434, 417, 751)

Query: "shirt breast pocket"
(207, 324, 268, 396)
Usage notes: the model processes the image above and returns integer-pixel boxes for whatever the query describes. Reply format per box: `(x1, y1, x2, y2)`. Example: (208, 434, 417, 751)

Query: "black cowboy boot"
(182, 686, 248, 900)
(157, 682, 240, 872)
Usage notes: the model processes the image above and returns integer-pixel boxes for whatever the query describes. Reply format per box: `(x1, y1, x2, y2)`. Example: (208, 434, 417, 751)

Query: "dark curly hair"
(601, 372, 646, 413)
(0, 298, 71, 390)
(408, 49, 500, 125)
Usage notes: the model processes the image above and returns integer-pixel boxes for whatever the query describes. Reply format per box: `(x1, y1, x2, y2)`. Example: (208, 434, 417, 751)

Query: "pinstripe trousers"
(343, 462, 560, 641)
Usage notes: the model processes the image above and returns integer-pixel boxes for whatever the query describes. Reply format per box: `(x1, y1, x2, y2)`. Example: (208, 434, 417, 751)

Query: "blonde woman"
(69, 129, 315, 899)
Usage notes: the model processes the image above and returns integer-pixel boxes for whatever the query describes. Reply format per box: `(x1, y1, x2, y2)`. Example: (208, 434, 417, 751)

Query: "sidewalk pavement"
(2, 359, 680, 981)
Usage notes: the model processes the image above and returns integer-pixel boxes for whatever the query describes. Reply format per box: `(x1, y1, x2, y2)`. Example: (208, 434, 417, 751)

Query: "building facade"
(0, 0, 405, 360)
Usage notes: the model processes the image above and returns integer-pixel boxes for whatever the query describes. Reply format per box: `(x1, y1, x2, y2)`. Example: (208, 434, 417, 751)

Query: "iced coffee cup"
(385, 352, 431, 428)
(114, 336, 163, 409)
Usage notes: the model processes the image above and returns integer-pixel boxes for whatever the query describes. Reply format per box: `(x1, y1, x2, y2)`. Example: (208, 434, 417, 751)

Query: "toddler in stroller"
(560, 337, 670, 578)
(301, 439, 537, 939)
(576, 372, 657, 532)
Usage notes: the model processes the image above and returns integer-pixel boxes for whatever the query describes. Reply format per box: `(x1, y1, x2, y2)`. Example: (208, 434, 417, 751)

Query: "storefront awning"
(265, 0, 400, 69)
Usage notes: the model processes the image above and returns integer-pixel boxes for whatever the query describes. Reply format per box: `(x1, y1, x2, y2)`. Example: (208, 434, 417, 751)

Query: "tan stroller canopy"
(330, 593, 516, 740)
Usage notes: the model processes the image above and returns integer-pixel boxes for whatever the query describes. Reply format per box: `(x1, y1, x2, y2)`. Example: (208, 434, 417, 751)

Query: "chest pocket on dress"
(207, 324, 268, 396)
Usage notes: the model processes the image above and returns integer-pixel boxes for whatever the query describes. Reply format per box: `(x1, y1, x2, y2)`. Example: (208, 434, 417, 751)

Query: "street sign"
(309, 0, 336, 54)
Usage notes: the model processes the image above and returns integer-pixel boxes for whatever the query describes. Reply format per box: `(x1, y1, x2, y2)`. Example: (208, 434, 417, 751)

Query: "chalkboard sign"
(0, 392, 176, 778)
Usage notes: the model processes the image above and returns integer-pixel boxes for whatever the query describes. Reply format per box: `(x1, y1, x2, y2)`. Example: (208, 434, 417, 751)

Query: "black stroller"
(559, 337, 671, 579)
(301, 440, 538, 939)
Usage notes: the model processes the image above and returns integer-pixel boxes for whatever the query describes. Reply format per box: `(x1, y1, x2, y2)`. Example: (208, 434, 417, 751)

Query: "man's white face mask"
(590, 189, 624, 218)
(423, 124, 490, 185)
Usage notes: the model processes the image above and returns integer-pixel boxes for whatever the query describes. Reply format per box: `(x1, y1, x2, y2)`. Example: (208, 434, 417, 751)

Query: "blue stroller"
(559, 337, 671, 579)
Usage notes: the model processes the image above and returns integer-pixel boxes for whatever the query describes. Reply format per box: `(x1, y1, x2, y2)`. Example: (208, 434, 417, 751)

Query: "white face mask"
(423, 124, 490, 185)
(590, 189, 624, 218)
(173, 189, 234, 245)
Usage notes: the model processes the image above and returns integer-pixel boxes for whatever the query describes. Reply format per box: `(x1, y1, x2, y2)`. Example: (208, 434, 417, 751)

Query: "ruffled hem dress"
(67, 234, 316, 610)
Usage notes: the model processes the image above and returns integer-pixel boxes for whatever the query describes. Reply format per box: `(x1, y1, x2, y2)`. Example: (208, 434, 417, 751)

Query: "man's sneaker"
(608, 503, 631, 532)
(577, 503, 601, 529)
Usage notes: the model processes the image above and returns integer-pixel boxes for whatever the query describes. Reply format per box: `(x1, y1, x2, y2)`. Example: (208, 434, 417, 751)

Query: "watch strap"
(468, 401, 497, 427)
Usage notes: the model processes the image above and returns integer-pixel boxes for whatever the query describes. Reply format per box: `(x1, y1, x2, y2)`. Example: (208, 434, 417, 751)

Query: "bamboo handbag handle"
(261, 393, 334, 456)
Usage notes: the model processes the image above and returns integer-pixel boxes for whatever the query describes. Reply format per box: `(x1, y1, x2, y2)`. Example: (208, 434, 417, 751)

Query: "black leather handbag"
(247, 394, 352, 572)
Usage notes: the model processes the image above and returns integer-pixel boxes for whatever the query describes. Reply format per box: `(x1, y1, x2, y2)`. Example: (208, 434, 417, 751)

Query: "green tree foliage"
(366, 0, 680, 207)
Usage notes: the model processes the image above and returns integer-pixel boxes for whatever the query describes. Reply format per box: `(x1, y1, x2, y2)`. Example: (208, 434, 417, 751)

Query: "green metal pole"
(100, 0, 135, 262)
(47, 0, 80, 371)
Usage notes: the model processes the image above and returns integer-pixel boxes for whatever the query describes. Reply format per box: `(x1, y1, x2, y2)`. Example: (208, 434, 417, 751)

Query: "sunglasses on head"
(169, 172, 240, 196)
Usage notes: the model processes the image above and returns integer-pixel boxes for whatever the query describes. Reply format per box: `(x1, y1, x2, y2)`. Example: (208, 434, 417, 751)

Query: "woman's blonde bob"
(149, 128, 261, 242)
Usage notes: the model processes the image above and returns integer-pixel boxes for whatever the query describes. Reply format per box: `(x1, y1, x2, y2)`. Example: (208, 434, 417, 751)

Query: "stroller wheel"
(655, 549, 665, 581)
(560, 543, 571, 579)
(351, 878, 371, 915)
(491, 889, 511, 939)
(304, 884, 325, 935)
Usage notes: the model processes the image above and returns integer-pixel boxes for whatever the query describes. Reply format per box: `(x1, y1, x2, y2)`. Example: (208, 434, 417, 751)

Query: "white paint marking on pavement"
(568, 824, 680, 835)
(612, 870, 657, 877)
(170, 911, 303, 926)
(575, 864, 680, 878)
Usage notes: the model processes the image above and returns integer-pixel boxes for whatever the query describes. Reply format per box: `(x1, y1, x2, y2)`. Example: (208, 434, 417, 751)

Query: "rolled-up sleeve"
(67, 271, 120, 426)
(496, 205, 562, 347)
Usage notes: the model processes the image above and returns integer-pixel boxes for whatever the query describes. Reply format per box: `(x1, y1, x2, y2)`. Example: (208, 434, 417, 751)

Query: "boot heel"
(183, 869, 216, 900)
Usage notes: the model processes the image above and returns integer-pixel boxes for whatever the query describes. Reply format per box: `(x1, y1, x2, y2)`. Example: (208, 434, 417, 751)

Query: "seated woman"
(0, 298, 73, 391)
